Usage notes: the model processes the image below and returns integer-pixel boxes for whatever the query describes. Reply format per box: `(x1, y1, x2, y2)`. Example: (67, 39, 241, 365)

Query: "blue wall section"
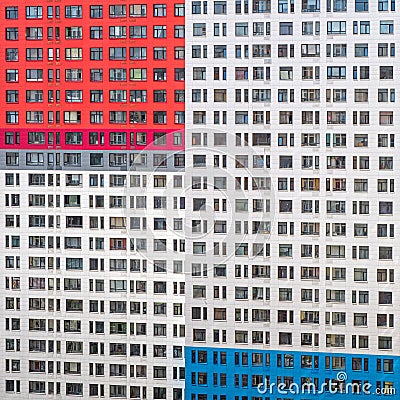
(185, 346, 400, 399)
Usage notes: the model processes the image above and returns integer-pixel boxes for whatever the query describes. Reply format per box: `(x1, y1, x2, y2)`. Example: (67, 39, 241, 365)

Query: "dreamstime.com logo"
(257, 372, 396, 396)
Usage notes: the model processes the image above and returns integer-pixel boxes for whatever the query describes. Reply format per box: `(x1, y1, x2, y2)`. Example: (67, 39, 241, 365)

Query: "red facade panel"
(0, 0, 185, 149)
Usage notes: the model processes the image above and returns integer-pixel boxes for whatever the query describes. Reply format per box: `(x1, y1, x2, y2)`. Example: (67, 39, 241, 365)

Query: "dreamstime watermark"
(257, 372, 396, 396)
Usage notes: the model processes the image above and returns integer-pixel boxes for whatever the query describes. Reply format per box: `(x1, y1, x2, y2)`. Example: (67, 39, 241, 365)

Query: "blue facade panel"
(185, 346, 399, 399)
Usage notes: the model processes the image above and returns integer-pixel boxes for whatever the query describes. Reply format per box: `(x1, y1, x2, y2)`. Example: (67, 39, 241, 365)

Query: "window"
(354, 89, 368, 102)
(154, 25, 167, 38)
(6, 111, 18, 124)
(214, 1, 227, 14)
(65, 48, 82, 60)
(64, 132, 82, 146)
(253, 44, 271, 58)
(252, 0, 271, 12)
(326, 89, 346, 103)
(379, 247, 393, 260)
(6, 49, 18, 62)
(327, 66, 346, 79)
(378, 0, 389, 9)
(280, 67, 293, 80)
(26, 153, 43, 166)
(214, 45, 227, 58)
(130, 47, 147, 60)
(110, 111, 127, 124)
(6, 90, 19, 104)
(153, 112, 166, 124)
(235, 23, 248, 36)
(64, 153, 81, 166)
(6, 28, 18, 41)
(279, 22, 293, 35)
(6, 7, 18, 20)
(109, 90, 127, 103)
(90, 26, 103, 39)
(130, 26, 147, 38)
(66, 69, 83, 81)
(64, 111, 81, 124)
(90, 5, 103, 18)
(302, 22, 316, 35)
(355, 43, 368, 57)
(130, 90, 147, 103)
(26, 69, 43, 81)
(359, 21, 370, 34)
(109, 5, 126, 17)
(379, 112, 393, 125)
(278, 0, 289, 12)
(193, 23, 206, 36)
(379, 202, 393, 215)
(154, 47, 166, 60)
(235, 67, 248, 80)
(109, 69, 126, 82)
(380, 66, 393, 79)
(175, 4, 185, 15)
(301, 44, 320, 57)
(109, 26, 126, 39)
(380, 21, 394, 34)
(302, 66, 320, 80)
(154, 4, 167, 16)
(130, 4, 147, 17)
(65, 6, 82, 18)
(175, 90, 185, 103)
(109, 132, 126, 145)
(355, 0, 368, 11)
(65, 27, 82, 41)
(378, 43, 389, 57)
(90, 112, 103, 124)
(378, 337, 392, 350)
(302, 0, 320, 11)
(26, 27, 43, 40)
(66, 90, 82, 103)
(130, 111, 147, 124)
(376, 295, 393, 312)
(6, 70, 18, 83)
(90, 90, 103, 103)
(26, 6, 43, 19)
(110, 47, 126, 60)
(327, 21, 346, 34)
(26, 111, 43, 123)
(279, 111, 293, 124)
(301, 89, 320, 102)
(130, 68, 147, 81)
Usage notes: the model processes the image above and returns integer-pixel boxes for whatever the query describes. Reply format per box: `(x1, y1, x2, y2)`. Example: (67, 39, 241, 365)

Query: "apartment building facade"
(185, 0, 400, 398)
(1, 0, 400, 399)
(1, 1, 186, 398)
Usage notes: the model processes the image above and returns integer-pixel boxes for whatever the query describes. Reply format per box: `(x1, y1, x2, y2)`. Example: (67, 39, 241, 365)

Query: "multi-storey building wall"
(185, 0, 400, 398)
(2, 0, 400, 399)
(0, 1, 186, 398)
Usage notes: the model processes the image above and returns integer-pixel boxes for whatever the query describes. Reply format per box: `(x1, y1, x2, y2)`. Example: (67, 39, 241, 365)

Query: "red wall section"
(0, 129, 184, 151)
(0, 0, 185, 131)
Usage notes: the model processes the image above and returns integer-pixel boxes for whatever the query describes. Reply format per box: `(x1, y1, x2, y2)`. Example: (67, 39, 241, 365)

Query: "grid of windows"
(185, 0, 399, 397)
(2, 2, 184, 128)
(0, 2, 186, 399)
(1, 0, 400, 398)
